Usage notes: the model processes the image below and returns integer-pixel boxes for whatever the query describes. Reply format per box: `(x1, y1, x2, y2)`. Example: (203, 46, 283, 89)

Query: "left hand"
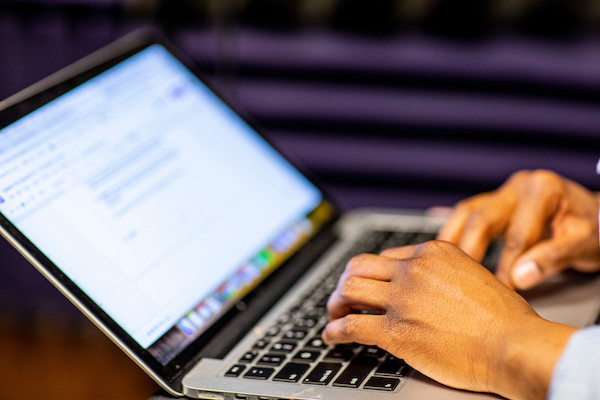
(437, 170, 600, 290)
(322, 241, 577, 400)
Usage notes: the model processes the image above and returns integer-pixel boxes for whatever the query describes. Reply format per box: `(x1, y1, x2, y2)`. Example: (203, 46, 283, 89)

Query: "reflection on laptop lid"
(0, 30, 337, 392)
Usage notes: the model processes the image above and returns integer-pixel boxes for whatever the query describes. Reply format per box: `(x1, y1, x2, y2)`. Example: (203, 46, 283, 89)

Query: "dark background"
(1, 1, 600, 399)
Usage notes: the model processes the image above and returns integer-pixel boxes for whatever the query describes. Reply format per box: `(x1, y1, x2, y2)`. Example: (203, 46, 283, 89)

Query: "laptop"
(1, 29, 599, 400)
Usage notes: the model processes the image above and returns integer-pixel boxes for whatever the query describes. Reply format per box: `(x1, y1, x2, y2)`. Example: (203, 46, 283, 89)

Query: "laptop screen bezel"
(0, 29, 341, 392)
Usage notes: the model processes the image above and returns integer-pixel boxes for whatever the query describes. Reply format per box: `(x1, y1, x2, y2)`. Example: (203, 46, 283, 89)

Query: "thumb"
(510, 235, 583, 290)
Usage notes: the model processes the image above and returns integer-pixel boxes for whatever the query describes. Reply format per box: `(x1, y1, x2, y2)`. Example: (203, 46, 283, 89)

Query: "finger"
(437, 198, 481, 243)
(454, 196, 513, 262)
(495, 185, 560, 287)
(456, 224, 493, 262)
(327, 277, 390, 320)
(380, 244, 418, 259)
(340, 253, 400, 282)
(442, 174, 528, 260)
(510, 230, 594, 290)
(322, 314, 385, 347)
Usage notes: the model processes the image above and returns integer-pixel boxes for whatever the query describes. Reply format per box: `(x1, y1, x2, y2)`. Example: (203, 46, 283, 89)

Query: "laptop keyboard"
(225, 229, 501, 392)
(224, 229, 440, 392)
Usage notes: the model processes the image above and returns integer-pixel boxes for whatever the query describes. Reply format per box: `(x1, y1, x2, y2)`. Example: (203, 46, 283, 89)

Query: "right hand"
(437, 169, 600, 290)
(323, 241, 578, 400)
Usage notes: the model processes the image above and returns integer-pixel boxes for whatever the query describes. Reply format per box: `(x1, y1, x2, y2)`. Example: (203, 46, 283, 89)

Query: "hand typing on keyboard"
(438, 170, 600, 290)
(324, 170, 600, 400)
(322, 241, 577, 400)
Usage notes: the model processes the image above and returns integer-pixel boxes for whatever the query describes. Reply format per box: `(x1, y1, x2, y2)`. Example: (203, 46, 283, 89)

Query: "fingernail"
(512, 261, 542, 290)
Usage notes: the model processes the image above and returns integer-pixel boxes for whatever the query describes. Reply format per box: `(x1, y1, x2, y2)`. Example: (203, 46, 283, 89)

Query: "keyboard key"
(375, 356, 410, 377)
(302, 307, 325, 318)
(239, 350, 258, 363)
(243, 367, 275, 380)
(265, 326, 280, 336)
(273, 362, 310, 383)
(257, 353, 286, 366)
(359, 346, 387, 359)
(283, 329, 308, 341)
(316, 297, 329, 307)
(312, 292, 330, 304)
(305, 336, 328, 349)
(224, 364, 246, 377)
(294, 317, 318, 329)
(303, 362, 342, 385)
(413, 232, 436, 243)
(278, 312, 293, 324)
(383, 231, 416, 247)
(333, 356, 378, 388)
(364, 376, 400, 391)
(292, 350, 321, 362)
(336, 343, 362, 351)
(323, 349, 353, 361)
(324, 345, 355, 361)
(253, 338, 270, 349)
(288, 304, 302, 313)
(270, 341, 297, 353)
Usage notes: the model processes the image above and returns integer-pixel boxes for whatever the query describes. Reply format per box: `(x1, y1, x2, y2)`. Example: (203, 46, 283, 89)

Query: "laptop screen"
(0, 43, 331, 365)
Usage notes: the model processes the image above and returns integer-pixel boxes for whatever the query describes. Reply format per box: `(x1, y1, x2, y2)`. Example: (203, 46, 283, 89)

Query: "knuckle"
(409, 240, 458, 274)
(339, 276, 361, 298)
(386, 257, 405, 273)
(506, 170, 534, 188)
(509, 170, 532, 182)
(347, 253, 371, 274)
(417, 239, 441, 252)
(431, 238, 453, 249)
(529, 170, 563, 191)
(403, 254, 426, 276)
(527, 170, 565, 209)
(417, 239, 455, 258)
(531, 169, 559, 182)
(340, 314, 359, 336)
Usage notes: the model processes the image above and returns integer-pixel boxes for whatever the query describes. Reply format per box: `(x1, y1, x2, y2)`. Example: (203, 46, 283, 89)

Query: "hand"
(438, 170, 600, 290)
(323, 241, 577, 400)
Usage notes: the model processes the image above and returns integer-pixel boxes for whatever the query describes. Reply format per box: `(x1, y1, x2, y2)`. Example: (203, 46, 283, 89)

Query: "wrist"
(493, 316, 578, 400)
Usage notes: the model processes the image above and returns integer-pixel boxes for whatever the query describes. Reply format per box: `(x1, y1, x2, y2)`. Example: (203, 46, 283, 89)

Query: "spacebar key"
(333, 356, 378, 388)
